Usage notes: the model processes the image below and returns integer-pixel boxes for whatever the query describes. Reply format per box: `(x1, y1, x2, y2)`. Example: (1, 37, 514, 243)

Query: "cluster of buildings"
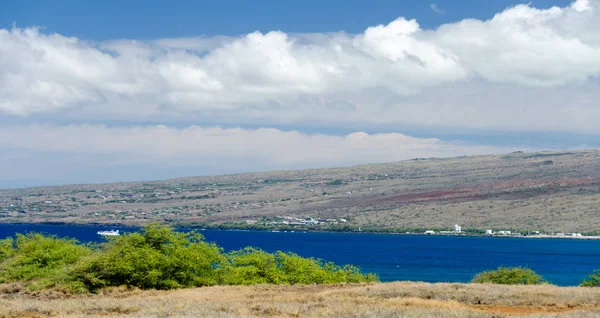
(484, 230, 587, 238)
(486, 229, 512, 236)
(246, 216, 348, 226)
(424, 224, 463, 235)
(422, 227, 589, 238)
(549, 232, 584, 237)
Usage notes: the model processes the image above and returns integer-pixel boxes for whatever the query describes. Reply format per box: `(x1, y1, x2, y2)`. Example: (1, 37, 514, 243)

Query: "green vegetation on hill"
(0, 224, 378, 293)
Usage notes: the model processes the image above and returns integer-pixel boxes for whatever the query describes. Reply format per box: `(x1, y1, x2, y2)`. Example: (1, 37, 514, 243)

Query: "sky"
(0, 0, 598, 188)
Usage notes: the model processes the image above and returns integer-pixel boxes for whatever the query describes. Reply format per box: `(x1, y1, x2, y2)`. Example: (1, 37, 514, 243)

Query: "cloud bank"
(0, 125, 515, 167)
(0, 0, 598, 134)
(0, 124, 522, 187)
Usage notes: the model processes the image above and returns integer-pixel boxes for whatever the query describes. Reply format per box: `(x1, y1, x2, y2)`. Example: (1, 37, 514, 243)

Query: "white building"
(303, 217, 319, 225)
(424, 230, 436, 235)
(485, 229, 493, 235)
(454, 224, 462, 233)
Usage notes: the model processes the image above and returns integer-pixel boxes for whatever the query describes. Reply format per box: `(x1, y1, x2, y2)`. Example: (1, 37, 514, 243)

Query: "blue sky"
(1, 0, 572, 39)
(0, 0, 598, 188)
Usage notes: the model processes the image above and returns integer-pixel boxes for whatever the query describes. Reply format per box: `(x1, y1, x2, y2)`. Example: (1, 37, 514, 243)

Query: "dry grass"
(2, 282, 600, 317)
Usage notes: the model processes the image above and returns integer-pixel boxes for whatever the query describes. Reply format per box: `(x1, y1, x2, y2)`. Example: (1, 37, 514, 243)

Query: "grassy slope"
(3, 150, 600, 232)
(2, 282, 600, 317)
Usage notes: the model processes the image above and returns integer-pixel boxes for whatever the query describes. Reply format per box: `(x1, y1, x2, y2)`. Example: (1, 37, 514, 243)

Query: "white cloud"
(430, 4, 446, 14)
(433, 1, 600, 86)
(0, 125, 516, 168)
(0, 0, 599, 134)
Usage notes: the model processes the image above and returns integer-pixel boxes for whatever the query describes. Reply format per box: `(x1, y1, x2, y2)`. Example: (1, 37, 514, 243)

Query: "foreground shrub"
(471, 267, 546, 285)
(0, 223, 378, 292)
(581, 270, 600, 287)
(274, 251, 377, 284)
(0, 237, 14, 262)
(0, 233, 91, 290)
(222, 248, 378, 285)
(223, 248, 283, 285)
(72, 223, 226, 291)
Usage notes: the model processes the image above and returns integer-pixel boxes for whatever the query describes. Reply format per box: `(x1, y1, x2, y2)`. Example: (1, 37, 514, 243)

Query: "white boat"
(97, 229, 120, 236)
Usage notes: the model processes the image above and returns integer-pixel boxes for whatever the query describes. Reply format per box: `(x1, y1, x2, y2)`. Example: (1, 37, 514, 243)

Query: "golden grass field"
(2, 282, 600, 317)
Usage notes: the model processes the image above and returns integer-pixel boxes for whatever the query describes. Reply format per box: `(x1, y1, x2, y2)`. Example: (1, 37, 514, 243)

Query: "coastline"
(2, 221, 600, 240)
(520, 234, 600, 240)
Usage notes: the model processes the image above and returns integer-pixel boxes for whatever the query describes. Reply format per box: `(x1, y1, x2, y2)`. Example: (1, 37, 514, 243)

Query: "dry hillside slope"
(2, 150, 600, 232)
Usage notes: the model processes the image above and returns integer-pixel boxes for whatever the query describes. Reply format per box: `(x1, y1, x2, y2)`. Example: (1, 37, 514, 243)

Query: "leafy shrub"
(274, 251, 377, 284)
(0, 223, 378, 292)
(0, 237, 14, 262)
(72, 223, 226, 291)
(222, 248, 378, 285)
(580, 270, 600, 287)
(222, 248, 283, 285)
(0, 233, 91, 289)
(471, 267, 546, 285)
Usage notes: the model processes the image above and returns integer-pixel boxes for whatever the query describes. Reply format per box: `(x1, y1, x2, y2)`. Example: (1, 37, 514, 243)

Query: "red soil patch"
(370, 177, 598, 206)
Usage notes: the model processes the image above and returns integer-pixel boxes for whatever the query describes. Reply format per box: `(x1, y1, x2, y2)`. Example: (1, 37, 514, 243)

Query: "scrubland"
(3, 282, 600, 317)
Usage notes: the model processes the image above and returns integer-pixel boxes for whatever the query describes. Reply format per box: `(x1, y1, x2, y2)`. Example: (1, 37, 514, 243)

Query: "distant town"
(246, 216, 347, 226)
(240, 217, 600, 239)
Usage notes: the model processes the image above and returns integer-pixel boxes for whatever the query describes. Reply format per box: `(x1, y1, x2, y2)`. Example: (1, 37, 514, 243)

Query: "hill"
(2, 150, 600, 233)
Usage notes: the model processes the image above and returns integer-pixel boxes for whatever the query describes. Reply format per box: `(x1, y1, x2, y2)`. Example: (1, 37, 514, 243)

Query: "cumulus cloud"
(0, 23, 462, 115)
(0, 0, 598, 136)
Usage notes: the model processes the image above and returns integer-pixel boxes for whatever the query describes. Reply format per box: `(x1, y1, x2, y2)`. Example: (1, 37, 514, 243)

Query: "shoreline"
(519, 234, 600, 240)
(2, 221, 600, 240)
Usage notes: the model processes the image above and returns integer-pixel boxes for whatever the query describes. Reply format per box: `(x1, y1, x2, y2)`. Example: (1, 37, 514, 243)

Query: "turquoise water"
(1, 223, 599, 286)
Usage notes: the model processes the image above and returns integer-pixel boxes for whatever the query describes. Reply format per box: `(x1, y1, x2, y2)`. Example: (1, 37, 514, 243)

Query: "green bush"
(580, 270, 600, 287)
(274, 251, 377, 284)
(0, 237, 14, 262)
(0, 223, 378, 292)
(221, 248, 378, 285)
(471, 267, 547, 285)
(0, 233, 91, 290)
(222, 247, 283, 285)
(72, 223, 226, 291)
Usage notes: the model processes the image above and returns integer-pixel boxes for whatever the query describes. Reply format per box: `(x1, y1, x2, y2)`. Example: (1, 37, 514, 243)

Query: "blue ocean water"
(1, 223, 599, 286)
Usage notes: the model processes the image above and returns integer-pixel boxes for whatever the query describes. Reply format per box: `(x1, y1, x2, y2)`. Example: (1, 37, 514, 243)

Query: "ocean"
(1, 223, 599, 286)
